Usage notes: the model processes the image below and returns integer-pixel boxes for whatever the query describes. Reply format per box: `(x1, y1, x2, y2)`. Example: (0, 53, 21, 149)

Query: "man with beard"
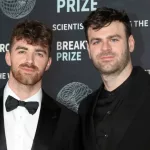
(78, 7, 150, 150)
(0, 20, 81, 150)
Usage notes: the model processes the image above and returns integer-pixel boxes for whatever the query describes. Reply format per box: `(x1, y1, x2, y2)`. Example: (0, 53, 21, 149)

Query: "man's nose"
(26, 53, 34, 64)
(101, 41, 111, 51)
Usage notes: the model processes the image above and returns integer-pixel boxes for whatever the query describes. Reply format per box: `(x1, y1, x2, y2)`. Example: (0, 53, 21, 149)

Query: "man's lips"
(20, 67, 35, 72)
(100, 55, 114, 61)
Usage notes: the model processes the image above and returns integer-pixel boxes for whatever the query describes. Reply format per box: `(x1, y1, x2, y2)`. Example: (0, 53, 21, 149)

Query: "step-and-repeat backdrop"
(0, 0, 150, 112)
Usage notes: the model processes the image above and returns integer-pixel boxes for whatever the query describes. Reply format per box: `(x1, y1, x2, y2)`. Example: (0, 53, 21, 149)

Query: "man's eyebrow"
(15, 46, 47, 55)
(15, 46, 28, 50)
(90, 38, 102, 43)
(107, 34, 122, 39)
(89, 34, 122, 43)
(35, 49, 47, 54)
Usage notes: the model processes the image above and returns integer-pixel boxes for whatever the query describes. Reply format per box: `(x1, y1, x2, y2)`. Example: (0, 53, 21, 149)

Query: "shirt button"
(107, 111, 111, 115)
(109, 93, 114, 96)
(104, 134, 108, 138)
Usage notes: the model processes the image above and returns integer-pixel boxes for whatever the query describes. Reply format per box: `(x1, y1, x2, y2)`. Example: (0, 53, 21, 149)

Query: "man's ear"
(87, 42, 91, 59)
(128, 35, 135, 53)
(45, 57, 52, 71)
(5, 51, 11, 66)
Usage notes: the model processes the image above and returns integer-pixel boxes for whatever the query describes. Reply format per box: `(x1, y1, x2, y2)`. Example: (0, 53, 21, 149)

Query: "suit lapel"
(106, 68, 150, 150)
(0, 88, 7, 150)
(81, 88, 102, 150)
(105, 84, 145, 149)
(32, 91, 60, 150)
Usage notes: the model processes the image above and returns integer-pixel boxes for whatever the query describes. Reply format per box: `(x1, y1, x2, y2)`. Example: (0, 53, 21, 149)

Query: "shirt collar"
(4, 82, 42, 104)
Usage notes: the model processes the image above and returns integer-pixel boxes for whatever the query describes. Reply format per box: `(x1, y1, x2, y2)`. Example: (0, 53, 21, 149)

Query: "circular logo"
(0, 0, 36, 19)
(56, 82, 92, 113)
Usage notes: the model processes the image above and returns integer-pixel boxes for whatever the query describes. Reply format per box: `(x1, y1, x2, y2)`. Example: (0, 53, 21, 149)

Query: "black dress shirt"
(94, 68, 136, 150)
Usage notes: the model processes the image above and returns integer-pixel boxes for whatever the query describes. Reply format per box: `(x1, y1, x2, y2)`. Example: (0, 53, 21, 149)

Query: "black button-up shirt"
(93, 68, 136, 150)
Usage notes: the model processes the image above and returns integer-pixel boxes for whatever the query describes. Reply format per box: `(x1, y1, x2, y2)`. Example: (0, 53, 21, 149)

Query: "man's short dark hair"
(83, 7, 132, 42)
(10, 20, 53, 56)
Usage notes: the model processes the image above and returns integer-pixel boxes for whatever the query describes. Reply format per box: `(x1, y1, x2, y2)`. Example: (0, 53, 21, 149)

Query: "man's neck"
(101, 65, 133, 92)
(8, 76, 41, 100)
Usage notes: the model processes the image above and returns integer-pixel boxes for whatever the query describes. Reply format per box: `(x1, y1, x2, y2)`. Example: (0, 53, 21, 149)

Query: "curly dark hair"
(10, 20, 53, 56)
(83, 7, 132, 42)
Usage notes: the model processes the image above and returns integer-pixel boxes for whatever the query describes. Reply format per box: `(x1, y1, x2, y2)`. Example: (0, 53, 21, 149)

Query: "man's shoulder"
(134, 66, 150, 79)
(78, 88, 99, 114)
(0, 85, 5, 96)
(42, 90, 78, 117)
(134, 66, 150, 87)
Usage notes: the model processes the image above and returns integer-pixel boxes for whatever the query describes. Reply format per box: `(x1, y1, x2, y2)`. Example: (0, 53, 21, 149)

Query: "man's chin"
(98, 66, 118, 75)
(12, 71, 42, 85)
(15, 75, 39, 85)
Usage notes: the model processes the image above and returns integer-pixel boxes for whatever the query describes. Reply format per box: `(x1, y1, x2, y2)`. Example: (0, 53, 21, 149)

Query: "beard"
(11, 63, 43, 85)
(92, 45, 131, 76)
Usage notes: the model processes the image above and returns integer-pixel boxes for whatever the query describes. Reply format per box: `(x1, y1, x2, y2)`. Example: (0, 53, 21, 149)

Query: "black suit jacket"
(0, 88, 82, 150)
(79, 66, 150, 150)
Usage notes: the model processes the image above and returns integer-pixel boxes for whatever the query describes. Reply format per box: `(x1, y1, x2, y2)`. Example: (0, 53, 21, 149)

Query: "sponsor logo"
(57, 0, 98, 13)
(0, 43, 9, 52)
(56, 82, 92, 113)
(130, 20, 149, 27)
(0, 0, 36, 19)
(145, 69, 150, 75)
(52, 23, 84, 31)
(0, 73, 9, 80)
(56, 40, 87, 61)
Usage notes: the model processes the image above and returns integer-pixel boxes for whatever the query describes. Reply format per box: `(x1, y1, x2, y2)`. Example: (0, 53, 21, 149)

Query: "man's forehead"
(88, 21, 126, 36)
(89, 21, 124, 30)
(12, 38, 48, 49)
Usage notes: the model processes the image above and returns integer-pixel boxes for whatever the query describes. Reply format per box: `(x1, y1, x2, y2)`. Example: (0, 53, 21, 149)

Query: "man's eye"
(18, 51, 25, 54)
(37, 53, 44, 57)
(93, 40, 100, 45)
(111, 38, 119, 42)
